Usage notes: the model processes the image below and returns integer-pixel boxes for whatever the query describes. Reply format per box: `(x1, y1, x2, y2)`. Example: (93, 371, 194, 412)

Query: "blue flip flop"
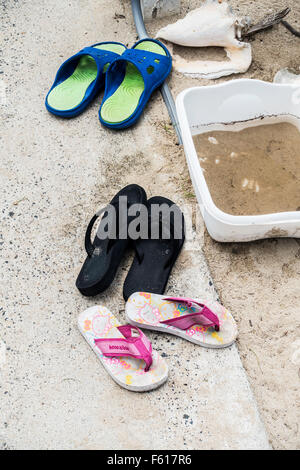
(45, 42, 127, 118)
(99, 39, 172, 129)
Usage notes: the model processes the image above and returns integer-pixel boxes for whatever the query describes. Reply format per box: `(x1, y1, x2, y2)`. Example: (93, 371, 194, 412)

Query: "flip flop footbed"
(78, 306, 168, 391)
(123, 238, 184, 301)
(123, 196, 185, 301)
(100, 41, 168, 124)
(47, 43, 126, 112)
(126, 293, 238, 348)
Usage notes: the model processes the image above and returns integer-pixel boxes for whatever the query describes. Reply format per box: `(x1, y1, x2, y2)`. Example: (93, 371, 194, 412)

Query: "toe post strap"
(94, 325, 153, 372)
(162, 297, 220, 332)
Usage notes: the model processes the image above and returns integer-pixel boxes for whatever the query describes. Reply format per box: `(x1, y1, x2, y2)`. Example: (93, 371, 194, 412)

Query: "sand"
(193, 121, 300, 216)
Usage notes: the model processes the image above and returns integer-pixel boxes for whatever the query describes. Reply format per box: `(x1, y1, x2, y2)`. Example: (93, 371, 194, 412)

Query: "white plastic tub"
(176, 79, 300, 242)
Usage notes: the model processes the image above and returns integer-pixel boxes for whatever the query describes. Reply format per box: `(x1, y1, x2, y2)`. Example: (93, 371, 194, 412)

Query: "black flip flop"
(123, 196, 185, 301)
(76, 184, 147, 296)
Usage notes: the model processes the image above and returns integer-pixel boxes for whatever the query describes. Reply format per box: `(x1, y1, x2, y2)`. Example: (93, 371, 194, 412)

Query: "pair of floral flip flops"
(78, 293, 238, 392)
(46, 39, 172, 129)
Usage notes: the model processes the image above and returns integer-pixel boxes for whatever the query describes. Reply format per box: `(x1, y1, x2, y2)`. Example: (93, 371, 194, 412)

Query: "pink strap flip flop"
(126, 293, 238, 348)
(78, 306, 168, 392)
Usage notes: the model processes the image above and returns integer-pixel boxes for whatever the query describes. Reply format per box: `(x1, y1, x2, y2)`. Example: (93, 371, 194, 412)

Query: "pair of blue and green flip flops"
(45, 39, 172, 129)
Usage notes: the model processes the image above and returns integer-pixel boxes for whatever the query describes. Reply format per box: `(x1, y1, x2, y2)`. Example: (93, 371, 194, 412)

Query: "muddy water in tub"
(193, 122, 300, 216)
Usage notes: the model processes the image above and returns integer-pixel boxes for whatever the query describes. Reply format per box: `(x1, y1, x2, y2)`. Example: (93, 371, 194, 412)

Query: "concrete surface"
(0, 0, 277, 450)
(142, 0, 181, 20)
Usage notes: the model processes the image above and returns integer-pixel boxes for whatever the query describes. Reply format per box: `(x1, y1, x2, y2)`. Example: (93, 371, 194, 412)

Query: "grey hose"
(131, 0, 183, 144)
(281, 20, 300, 37)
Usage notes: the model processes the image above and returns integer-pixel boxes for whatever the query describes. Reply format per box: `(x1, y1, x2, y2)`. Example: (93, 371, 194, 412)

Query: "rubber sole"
(76, 239, 128, 297)
(100, 41, 167, 125)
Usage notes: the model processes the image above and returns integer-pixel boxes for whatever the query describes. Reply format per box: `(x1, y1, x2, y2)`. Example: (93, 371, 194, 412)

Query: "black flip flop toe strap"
(85, 214, 99, 258)
(85, 205, 119, 258)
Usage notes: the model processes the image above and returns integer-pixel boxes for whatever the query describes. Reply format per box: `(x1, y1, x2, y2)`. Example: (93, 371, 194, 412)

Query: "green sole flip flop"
(99, 39, 172, 129)
(46, 42, 126, 117)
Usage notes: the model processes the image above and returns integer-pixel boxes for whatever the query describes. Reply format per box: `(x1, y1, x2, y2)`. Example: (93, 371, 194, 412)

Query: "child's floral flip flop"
(78, 306, 168, 392)
(126, 293, 238, 348)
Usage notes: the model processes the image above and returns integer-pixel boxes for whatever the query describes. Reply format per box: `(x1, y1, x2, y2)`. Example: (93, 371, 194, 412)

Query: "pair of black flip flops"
(76, 185, 185, 301)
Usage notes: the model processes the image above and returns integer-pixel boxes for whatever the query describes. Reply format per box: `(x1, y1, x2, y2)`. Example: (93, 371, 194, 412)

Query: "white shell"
(156, 0, 252, 79)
